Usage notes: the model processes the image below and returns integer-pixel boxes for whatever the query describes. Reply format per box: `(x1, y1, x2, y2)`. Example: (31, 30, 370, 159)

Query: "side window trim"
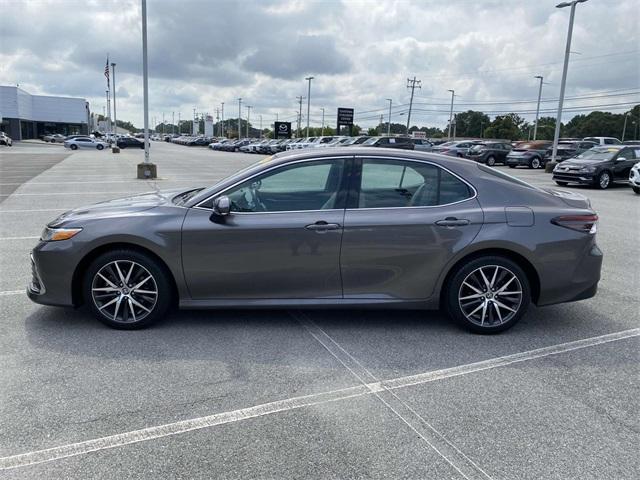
(193, 156, 354, 213)
(349, 155, 477, 210)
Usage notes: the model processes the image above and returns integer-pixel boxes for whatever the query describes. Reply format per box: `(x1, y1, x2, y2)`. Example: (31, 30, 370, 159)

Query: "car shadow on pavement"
(23, 299, 623, 366)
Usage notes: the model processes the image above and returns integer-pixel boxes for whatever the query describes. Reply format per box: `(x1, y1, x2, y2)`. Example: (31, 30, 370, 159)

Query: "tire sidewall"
(596, 171, 611, 189)
(530, 157, 541, 169)
(70, 144, 78, 150)
(83, 249, 172, 329)
(97, 144, 104, 150)
(445, 256, 531, 334)
(486, 156, 496, 166)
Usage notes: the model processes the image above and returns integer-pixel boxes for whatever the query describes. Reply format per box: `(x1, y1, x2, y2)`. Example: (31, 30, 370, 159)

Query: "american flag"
(104, 56, 110, 88)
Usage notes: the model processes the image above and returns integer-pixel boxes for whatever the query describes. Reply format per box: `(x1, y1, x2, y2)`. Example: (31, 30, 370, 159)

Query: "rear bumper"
(506, 156, 531, 166)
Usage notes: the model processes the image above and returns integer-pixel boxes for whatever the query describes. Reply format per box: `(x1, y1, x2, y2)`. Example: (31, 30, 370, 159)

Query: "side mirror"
(616, 157, 627, 162)
(210, 196, 231, 222)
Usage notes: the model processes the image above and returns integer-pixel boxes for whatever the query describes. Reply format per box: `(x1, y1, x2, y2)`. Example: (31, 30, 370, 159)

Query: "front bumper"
(27, 241, 77, 307)
(552, 171, 596, 184)
(629, 169, 640, 187)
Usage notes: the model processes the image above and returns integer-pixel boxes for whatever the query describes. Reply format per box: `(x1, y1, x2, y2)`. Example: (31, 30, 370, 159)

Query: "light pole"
(533, 75, 544, 140)
(321, 108, 325, 135)
(111, 62, 117, 143)
(305, 76, 314, 137)
(139, 0, 154, 177)
(178, 112, 181, 134)
(172, 112, 175, 135)
(246, 105, 252, 138)
(221, 102, 225, 138)
(238, 98, 242, 138)
(386, 98, 392, 136)
(550, 0, 589, 163)
(447, 89, 455, 140)
(259, 114, 262, 138)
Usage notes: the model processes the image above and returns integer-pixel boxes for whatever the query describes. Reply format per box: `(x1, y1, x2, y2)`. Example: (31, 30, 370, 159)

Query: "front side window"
(357, 158, 473, 208)
(223, 159, 345, 213)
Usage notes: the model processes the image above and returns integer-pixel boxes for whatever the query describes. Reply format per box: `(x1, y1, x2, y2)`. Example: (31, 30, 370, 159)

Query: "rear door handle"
(435, 217, 470, 227)
(305, 221, 341, 231)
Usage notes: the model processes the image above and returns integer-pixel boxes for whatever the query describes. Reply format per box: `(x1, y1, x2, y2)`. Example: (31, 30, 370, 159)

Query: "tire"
(84, 249, 172, 329)
(529, 157, 541, 169)
(486, 156, 496, 167)
(445, 256, 531, 334)
(97, 144, 104, 150)
(50, 139, 56, 143)
(633, 186, 640, 194)
(70, 144, 78, 150)
(508, 165, 516, 168)
(555, 181, 569, 187)
(595, 171, 611, 190)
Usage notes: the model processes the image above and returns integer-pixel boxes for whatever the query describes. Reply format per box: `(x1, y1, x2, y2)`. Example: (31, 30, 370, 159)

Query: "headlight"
(579, 166, 596, 173)
(40, 227, 83, 242)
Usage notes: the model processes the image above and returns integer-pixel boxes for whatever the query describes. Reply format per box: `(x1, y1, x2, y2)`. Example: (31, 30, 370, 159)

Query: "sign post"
(274, 122, 292, 139)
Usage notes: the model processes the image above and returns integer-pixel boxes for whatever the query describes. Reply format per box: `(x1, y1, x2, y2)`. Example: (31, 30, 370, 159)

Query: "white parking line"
(1, 327, 637, 471)
(0, 236, 39, 240)
(0, 290, 25, 296)
(0, 191, 145, 197)
(0, 209, 67, 213)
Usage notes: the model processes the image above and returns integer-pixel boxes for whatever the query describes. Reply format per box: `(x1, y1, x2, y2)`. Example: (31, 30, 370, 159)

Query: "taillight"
(551, 215, 598, 234)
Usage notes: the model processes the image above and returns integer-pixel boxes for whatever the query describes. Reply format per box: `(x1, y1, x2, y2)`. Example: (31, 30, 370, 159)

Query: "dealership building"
(0, 86, 90, 140)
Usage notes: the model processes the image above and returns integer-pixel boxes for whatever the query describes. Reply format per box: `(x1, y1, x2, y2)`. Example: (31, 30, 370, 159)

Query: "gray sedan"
(28, 147, 603, 333)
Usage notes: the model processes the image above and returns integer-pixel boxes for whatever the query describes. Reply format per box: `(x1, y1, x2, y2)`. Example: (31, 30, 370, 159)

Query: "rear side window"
(357, 158, 473, 208)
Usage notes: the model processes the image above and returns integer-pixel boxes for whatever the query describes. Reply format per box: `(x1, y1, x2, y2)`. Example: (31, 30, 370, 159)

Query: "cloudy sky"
(1, 0, 638, 130)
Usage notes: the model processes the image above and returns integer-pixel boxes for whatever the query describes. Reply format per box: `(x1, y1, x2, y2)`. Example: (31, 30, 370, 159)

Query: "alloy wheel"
(531, 157, 541, 169)
(598, 172, 610, 189)
(458, 265, 523, 327)
(91, 260, 158, 323)
(486, 156, 496, 166)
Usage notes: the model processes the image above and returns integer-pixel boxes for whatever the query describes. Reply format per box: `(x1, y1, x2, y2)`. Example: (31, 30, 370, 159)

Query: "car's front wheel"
(633, 186, 640, 194)
(486, 155, 496, 166)
(70, 144, 78, 150)
(445, 256, 531, 334)
(84, 249, 172, 329)
(595, 170, 611, 189)
(97, 144, 104, 150)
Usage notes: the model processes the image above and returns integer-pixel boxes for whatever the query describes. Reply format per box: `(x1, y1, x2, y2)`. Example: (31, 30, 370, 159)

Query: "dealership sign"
(274, 121, 292, 138)
(337, 108, 354, 126)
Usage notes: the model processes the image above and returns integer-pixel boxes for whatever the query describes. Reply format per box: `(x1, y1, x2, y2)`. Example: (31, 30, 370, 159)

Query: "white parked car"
(0, 132, 12, 146)
(582, 136, 622, 146)
(629, 162, 640, 194)
(64, 137, 109, 151)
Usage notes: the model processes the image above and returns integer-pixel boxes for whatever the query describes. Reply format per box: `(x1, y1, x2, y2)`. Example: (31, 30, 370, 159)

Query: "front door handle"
(435, 217, 470, 227)
(305, 221, 341, 231)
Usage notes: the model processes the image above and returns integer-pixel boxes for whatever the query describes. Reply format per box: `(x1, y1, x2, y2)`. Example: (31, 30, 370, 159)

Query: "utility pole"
(296, 96, 304, 136)
(246, 105, 252, 138)
(621, 112, 629, 141)
(551, 0, 589, 163)
(221, 102, 225, 137)
(321, 108, 325, 135)
(111, 62, 117, 142)
(305, 76, 314, 137)
(172, 112, 175, 135)
(238, 98, 242, 138)
(193, 108, 196, 136)
(379, 114, 384, 133)
(533, 75, 544, 140)
(406, 77, 421, 134)
(259, 114, 262, 138)
(162, 112, 165, 135)
(452, 114, 457, 141)
(447, 89, 455, 140)
(216, 108, 220, 137)
(105, 90, 111, 134)
(178, 112, 181, 134)
(386, 98, 392, 136)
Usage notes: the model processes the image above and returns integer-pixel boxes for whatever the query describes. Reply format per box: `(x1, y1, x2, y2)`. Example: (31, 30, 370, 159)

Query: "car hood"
(559, 159, 604, 167)
(48, 188, 191, 227)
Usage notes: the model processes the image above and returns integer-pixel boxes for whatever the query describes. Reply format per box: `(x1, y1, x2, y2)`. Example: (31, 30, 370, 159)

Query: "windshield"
(363, 137, 380, 145)
(573, 148, 619, 161)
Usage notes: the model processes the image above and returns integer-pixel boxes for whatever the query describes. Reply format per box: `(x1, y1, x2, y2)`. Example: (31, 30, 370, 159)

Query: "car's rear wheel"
(97, 144, 104, 150)
(595, 171, 611, 189)
(529, 157, 541, 169)
(50, 139, 56, 143)
(555, 181, 568, 186)
(486, 156, 496, 166)
(70, 144, 78, 150)
(445, 256, 531, 334)
(84, 250, 171, 329)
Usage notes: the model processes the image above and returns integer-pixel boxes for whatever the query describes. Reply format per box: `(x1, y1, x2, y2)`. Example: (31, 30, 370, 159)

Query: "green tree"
(530, 116, 556, 140)
(447, 110, 490, 138)
(484, 113, 525, 140)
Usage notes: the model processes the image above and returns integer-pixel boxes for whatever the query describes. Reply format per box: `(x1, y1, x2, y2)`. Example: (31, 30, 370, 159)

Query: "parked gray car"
(28, 147, 602, 333)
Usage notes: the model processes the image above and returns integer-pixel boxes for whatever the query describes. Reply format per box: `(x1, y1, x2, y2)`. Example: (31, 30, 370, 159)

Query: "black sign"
(337, 108, 354, 126)
(274, 121, 292, 138)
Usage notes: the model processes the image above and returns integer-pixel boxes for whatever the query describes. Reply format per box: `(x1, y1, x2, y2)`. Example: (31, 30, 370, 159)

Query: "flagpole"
(111, 62, 117, 151)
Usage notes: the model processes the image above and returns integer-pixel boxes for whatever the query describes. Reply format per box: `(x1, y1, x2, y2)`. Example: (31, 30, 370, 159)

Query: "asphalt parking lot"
(1, 141, 638, 479)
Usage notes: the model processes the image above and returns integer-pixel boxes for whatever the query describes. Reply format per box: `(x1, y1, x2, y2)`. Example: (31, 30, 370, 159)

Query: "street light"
(305, 76, 314, 137)
(138, 0, 155, 178)
(386, 99, 392, 136)
(533, 75, 544, 140)
(550, 0, 589, 163)
(447, 89, 455, 140)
